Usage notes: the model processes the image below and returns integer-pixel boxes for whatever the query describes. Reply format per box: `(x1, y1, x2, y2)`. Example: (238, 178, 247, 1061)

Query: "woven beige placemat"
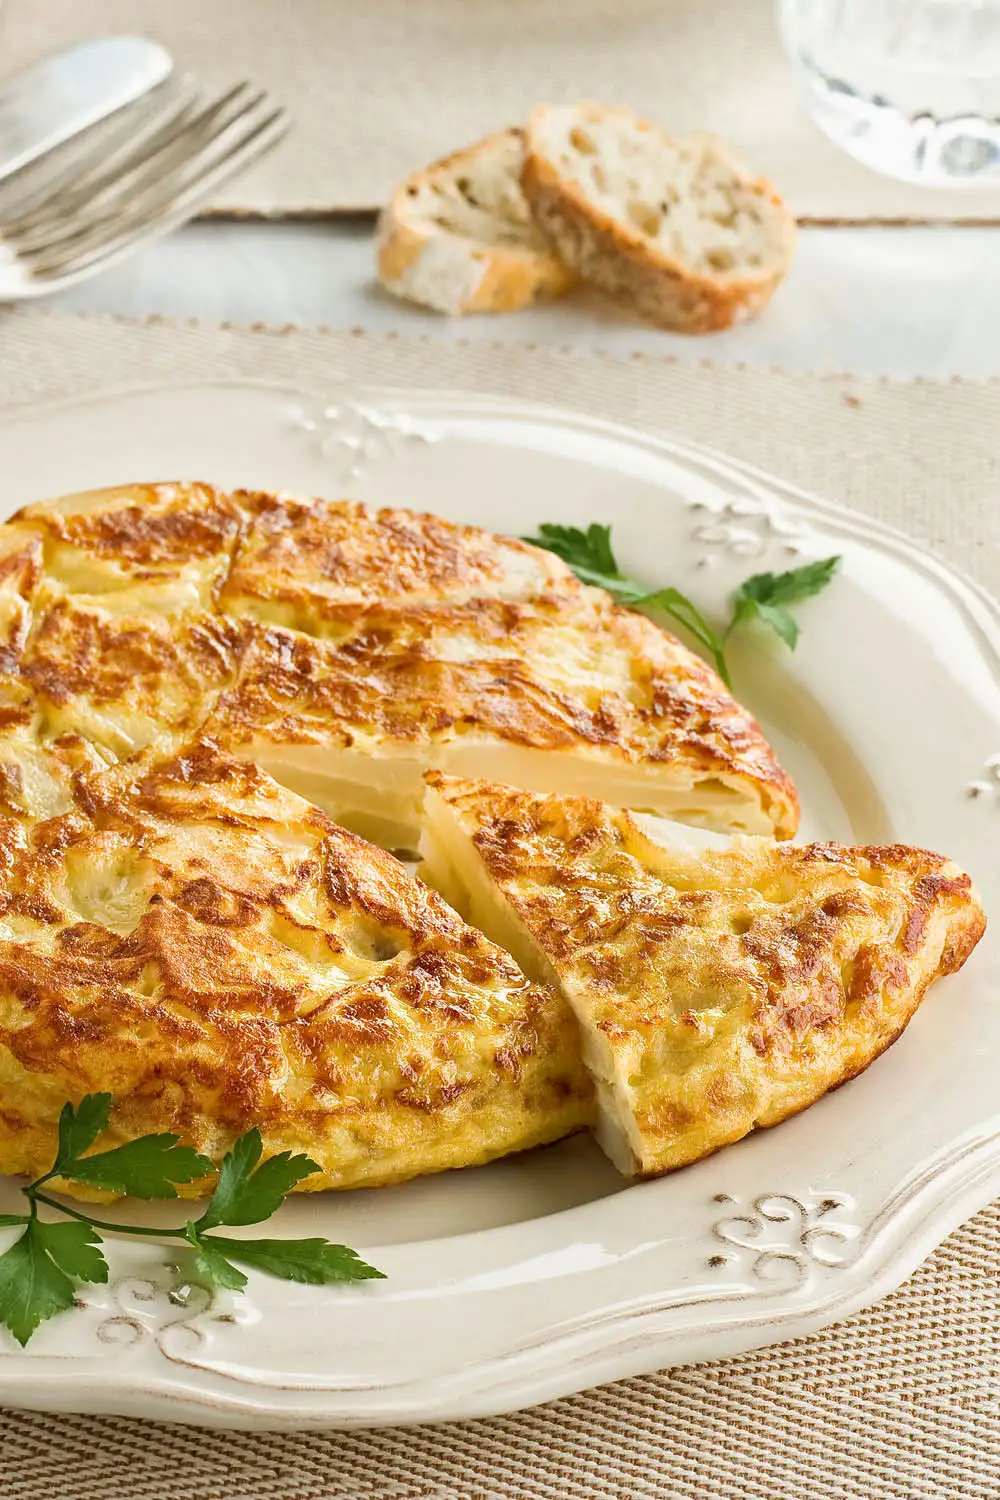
(0, 309, 998, 1497)
(5, 0, 1000, 223)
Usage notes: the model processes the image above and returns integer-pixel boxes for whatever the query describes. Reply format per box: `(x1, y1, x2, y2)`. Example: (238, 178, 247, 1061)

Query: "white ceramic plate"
(0, 382, 996, 1430)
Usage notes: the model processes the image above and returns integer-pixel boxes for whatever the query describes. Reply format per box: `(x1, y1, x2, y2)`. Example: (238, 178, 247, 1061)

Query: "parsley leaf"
(204, 1236, 387, 1286)
(32, 1221, 108, 1285)
(0, 1223, 86, 1346)
(731, 596, 798, 650)
(729, 558, 841, 652)
(196, 1130, 320, 1231)
(61, 1135, 214, 1200)
(184, 1225, 249, 1293)
(523, 523, 840, 684)
(734, 556, 841, 610)
(185, 1134, 382, 1290)
(46, 1092, 212, 1199)
(54, 1093, 112, 1171)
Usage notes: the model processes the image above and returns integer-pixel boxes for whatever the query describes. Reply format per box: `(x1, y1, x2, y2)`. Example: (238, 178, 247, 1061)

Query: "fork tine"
(5, 82, 261, 249)
(14, 94, 279, 265)
(0, 77, 196, 225)
(0, 83, 201, 232)
(24, 106, 290, 282)
(27, 113, 290, 283)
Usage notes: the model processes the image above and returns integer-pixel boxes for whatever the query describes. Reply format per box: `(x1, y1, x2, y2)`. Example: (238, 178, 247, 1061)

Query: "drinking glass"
(778, 0, 1000, 185)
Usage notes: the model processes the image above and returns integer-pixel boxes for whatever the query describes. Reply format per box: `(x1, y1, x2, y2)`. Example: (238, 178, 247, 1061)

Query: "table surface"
(40, 219, 1000, 381)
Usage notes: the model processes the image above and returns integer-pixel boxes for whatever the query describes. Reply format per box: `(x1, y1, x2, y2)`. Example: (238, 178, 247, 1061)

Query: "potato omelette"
(0, 480, 983, 1195)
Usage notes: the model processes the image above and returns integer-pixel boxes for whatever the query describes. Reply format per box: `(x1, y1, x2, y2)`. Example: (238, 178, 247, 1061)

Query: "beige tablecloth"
(0, 309, 998, 1497)
(5, 0, 1000, 222)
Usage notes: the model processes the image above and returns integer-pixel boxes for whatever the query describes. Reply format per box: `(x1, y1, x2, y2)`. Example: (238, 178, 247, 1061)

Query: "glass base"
(795, 59, 1000, 188)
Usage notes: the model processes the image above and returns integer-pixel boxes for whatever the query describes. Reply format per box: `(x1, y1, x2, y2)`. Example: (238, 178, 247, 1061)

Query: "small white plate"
(0, 382, 996, 1430)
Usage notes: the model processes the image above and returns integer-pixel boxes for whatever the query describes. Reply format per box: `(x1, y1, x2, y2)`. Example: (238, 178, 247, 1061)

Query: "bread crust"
(522, 103, 795, 333)
(378, 128, 576, 315)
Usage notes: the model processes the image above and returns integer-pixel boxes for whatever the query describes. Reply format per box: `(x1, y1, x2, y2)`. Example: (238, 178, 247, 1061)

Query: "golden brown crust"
(424, 775, 986, 1176)
(221, 494, 572, 622)
(10, 482, 248, 611)
(0, 744, 591, 1196)
(0, 530, 43, 673)
(21, 599, 244, 757)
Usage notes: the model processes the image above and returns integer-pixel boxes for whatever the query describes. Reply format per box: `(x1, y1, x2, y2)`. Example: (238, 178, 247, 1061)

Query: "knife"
(0, 35, 173, 184)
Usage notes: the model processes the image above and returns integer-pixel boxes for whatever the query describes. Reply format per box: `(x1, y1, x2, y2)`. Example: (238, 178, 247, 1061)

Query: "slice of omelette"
(421, 774, 986, 1177)
(210, 491, 798, 843)
(2, 485, 798, 847)
(0, 743, 591, 1197)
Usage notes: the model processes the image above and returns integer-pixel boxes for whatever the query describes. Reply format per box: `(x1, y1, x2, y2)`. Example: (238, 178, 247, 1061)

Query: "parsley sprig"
(524, 523, 840, 687)
(0, 1094, 383, 1346)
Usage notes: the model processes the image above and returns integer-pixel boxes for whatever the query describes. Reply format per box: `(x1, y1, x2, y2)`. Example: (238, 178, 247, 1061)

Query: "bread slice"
(522, 103, 795, 333)
(377, 128, 576, 315)
(421, 774, 986, 1178)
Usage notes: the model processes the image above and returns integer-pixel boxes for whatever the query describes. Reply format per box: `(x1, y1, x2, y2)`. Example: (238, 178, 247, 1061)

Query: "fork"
(0, 74, 290, 299)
